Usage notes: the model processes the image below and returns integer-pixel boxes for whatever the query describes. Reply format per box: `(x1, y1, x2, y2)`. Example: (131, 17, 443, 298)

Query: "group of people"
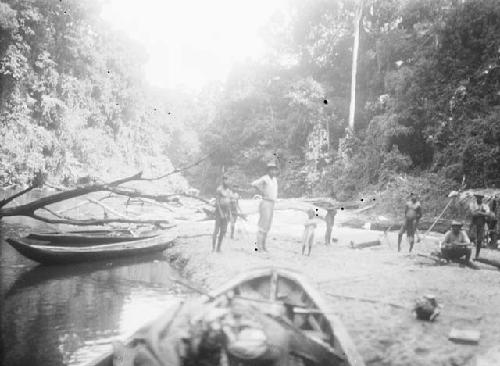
(212, 161, 279, 253)
(212, 161, 338, 254)
(397, 193, 499, 263)
(213, 161, 500, 263)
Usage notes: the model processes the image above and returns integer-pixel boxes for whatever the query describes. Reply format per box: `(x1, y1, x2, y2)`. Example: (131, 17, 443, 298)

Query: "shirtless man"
(397, 195, 422, 252)
(212, 175, 233, 252)
(229, 190, 245, 239)
(469, 194, 492, 259)
(302, 208, 317, 256)
(324, 204, 337, 245)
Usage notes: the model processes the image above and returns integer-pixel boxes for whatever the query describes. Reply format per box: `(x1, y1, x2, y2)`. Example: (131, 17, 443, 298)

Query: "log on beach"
(474, 257, 500, 270)
(350, 240, 381, 249)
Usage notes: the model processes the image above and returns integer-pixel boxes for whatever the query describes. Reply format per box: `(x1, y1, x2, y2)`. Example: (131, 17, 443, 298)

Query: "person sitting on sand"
(212, 175, 233, 252)
(302, 208, 318, 256)
(440, 221, 472, 263)
(398, 194, 422, 253)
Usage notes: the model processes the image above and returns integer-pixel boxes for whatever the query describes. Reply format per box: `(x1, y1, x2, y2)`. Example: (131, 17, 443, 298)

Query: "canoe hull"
(6, 233, 176, 265)
(85, 267, 365, 366)
(27, 229, 159, 245)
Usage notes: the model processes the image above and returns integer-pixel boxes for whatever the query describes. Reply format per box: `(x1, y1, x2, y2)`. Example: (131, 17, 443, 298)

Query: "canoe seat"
(302, 330, 329, 343)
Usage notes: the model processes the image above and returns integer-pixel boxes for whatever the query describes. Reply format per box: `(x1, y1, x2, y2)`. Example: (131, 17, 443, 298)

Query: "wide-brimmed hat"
(474, 194, 484, 198)
(451, 220, 463, 227)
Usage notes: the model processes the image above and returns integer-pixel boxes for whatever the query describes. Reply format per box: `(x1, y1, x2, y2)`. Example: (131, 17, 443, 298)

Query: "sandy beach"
(167, 199, 500, 366)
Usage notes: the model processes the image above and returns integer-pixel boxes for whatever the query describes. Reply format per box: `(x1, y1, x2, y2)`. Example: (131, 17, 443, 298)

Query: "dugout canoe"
(85, 267, 365, 366)
(27, 229, 160, 245)
(6, 231, 177, 265)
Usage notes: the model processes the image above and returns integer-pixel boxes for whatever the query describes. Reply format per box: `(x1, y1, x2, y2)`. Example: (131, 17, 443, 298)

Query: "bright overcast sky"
(101, 0, 286, 91)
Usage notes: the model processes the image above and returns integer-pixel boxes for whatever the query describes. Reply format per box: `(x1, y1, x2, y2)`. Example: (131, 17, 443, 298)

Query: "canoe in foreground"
(6, 232, 177, 265)
(27, 229, 160, 245)
(86, 267, 365, 366)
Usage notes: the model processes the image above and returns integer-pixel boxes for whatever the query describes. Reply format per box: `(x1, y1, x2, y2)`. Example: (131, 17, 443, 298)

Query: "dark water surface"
(0, 191, 187, 366)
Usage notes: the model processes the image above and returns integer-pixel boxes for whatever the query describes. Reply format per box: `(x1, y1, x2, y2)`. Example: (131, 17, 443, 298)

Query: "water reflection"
(1, 220, 187, 366)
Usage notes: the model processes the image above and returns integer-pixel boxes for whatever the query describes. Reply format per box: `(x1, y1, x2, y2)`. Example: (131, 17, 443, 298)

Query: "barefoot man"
(324, 203, 337, 245)
(251, 162, 279, 251)
(469, 194, 492, 259)
(212, 175, 233, 252)
(398, 194, 422, 252)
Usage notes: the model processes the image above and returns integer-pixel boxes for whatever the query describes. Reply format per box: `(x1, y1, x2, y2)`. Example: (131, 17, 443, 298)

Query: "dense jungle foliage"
(1, 0, 499, 209)
(197, 0, 500, 204)
(0, 0, 207, 188)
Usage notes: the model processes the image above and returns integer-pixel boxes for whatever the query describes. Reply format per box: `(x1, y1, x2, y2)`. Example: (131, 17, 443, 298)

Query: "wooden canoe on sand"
(27, 229, 160, 245)
(6, 231, 177, 265)
(85, 267, 365, 366)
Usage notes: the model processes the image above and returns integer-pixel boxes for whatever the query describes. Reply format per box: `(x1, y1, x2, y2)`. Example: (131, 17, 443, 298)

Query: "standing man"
(487, 195, 499, 248)
(324, 203, 337, 245)
(397, 194, 422, 252)
(251, 161, 279, 251)
(469, 194, 491, 259)
(229, 189, 245, 239)
(212, 175, 233, 252)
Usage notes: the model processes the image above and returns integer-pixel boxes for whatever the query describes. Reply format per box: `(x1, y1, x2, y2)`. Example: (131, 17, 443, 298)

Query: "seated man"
(440, 221, 472, 263)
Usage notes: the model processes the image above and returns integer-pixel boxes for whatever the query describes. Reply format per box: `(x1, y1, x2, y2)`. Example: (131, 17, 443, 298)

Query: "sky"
(101, 0, 286, 91)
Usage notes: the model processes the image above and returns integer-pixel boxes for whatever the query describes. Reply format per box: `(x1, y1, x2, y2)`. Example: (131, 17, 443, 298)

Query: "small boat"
(6, 231, 177, 265)
(86, 267, 365, 366)
(27, 229, 159, 245)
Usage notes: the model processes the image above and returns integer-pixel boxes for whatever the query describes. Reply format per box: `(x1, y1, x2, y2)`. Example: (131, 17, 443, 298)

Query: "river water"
(0, 191, 188, 366)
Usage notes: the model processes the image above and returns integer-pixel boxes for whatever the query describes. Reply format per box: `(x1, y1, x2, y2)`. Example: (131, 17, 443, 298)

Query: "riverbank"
(168, 206, 500, 366)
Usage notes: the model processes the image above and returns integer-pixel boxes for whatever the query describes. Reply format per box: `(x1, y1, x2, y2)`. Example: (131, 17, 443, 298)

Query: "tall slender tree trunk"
(348, 0, 363, 132)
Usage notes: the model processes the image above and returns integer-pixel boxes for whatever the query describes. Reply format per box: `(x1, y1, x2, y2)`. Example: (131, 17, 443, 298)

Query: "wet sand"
(170, 201, 500, 366)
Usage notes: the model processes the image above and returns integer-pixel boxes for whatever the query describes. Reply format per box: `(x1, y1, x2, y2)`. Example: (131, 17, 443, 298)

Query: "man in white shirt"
(251, 162, 279, 251)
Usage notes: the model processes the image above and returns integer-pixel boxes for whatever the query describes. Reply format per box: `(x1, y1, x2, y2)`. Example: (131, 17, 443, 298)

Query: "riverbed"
(0, 189, 191, 366)
(170, 200, 500, 366)
(2, 194, 500, 366)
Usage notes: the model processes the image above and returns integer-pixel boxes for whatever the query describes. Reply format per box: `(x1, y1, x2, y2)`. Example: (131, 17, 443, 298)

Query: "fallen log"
(474, 257, 500, 270)
(350, 240, 381, 249)
(0, 172, 175, 226)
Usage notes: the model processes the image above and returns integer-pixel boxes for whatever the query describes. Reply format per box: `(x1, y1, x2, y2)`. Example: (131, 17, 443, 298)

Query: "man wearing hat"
(251, 161, 279, 251)
(440, 221, 472, 263)
(469, 194, 492, 259)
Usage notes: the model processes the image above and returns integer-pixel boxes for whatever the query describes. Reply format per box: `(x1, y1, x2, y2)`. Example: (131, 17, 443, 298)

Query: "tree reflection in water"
(1, 223, 187, 366)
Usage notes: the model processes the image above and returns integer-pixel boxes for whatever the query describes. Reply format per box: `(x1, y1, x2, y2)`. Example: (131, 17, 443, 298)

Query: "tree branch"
(0, 172, 143, 217)
(30, 213, 174, 227)
(140, 153, 213, 181)
(0, 185, 36, 208)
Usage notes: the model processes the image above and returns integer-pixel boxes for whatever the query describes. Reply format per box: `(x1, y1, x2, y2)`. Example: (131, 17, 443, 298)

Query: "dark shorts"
(441, 245, 471, 261)
(215, 208, 231, 232)
(399, 218, 417, 237)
